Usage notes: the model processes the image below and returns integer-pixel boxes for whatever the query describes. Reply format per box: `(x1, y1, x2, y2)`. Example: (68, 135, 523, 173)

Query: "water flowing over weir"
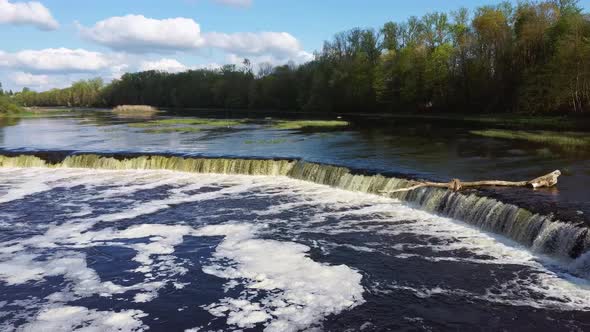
(1, 152, 589, 263)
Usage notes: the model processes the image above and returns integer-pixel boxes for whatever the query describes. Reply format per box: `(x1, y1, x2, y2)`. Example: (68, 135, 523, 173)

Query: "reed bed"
(112, 105, 159, 117)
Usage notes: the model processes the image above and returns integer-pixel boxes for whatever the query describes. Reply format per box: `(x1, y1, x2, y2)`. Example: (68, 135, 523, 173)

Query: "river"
(0, 110, 589, 331)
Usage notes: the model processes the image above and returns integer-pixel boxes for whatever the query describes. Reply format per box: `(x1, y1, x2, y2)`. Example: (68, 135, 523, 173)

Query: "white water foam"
(196, 223, 365, 331)
(1, 167, 590, 331)
(17, 306, 148, 332)
(245, 178, 590, 312)
(0, 169, 367, 331)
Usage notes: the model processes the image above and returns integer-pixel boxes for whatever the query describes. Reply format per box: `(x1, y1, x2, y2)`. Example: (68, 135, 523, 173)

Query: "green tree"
(14, 1, 590, 115)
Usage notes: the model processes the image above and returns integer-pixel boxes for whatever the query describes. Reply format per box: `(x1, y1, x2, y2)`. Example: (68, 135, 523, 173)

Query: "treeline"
(12, 79, 104, 109)
(0, 83, 22, 115)
(10, 0, 590, 114)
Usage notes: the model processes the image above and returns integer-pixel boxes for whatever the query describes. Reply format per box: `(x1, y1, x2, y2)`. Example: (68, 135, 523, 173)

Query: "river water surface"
(0, 110, 589, 331)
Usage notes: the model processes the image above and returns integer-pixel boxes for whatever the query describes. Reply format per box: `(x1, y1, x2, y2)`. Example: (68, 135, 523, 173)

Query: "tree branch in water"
(381, 170, 561, 194)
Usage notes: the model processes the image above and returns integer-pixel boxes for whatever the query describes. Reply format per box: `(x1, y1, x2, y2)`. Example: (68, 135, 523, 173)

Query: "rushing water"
(1, 110, 590, 331)
(1, 111, 588, 221)
(2, 167, 590, 331)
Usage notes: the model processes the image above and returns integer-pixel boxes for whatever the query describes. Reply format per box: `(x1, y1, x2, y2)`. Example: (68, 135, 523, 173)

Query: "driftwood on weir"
(381, 170, 561, 194)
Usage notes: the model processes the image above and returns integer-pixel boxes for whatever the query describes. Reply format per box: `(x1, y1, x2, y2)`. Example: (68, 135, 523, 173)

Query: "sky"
(0, 0, 589, 92)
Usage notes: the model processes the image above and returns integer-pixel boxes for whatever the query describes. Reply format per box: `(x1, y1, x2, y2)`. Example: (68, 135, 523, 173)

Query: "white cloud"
(139, 58, 188, 73)
(0, 0, 58, 30)
(204, 32, 304, 57)
(214, 0, 252, 8)
(225, 50, 313, 68)
(0, 51, 9, 67)
(109, 64, 129, 80)
(138, 58, 224, 73)
(11, 71, 50, 87)
(0, 48, 224, 91)
(0, 48, 113, 73)
(78, 15, 205, 53)
(0, 48, 124, 90)
(77, 15, 309, 62)
(194, 62, 222, 71)
(7, 71, 87, 91)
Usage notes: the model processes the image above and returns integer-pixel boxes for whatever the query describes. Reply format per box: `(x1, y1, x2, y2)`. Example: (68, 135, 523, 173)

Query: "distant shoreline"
(26, 106, 590, 131)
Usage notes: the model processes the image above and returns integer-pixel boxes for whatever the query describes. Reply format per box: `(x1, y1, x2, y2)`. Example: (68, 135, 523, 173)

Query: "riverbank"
(0, 106, 73, 118)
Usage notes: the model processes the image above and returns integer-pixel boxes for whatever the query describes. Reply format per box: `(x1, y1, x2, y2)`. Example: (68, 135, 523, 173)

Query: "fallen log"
(381, 170, 561, 194)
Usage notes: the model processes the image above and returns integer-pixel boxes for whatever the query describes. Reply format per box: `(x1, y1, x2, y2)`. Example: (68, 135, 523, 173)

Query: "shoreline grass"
(470, 129, 590, 149)
(21, 108, 73, 117)
(384, 112, 587, 131)
(129, 118, 246, 129)
(113, 105, 158, 117)
(272, 120, 349, 130)
(150, 119, 246, 126)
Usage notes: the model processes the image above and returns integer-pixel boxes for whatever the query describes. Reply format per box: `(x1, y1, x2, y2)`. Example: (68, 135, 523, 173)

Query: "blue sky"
(1, 0, 589, 91)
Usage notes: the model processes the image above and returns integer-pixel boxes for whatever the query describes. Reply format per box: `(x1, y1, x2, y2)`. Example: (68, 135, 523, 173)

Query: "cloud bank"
(139, 58, 188, 73)
(78, 15, 205, 53)
(205, 31, 303, 57)
(2, 11, 313, 91)
(0, 0, 58, 30)
(11, 71, 50, 88)
(77, 15, 309, 60)
(0, 48, 113, 73)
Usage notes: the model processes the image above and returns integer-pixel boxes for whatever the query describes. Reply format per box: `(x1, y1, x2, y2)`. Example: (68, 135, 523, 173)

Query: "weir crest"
(0, 152, 588, 266)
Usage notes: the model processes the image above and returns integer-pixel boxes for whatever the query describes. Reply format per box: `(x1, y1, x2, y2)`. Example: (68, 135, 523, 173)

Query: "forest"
(0, 83, 22, 115)
(7, 0, 590, 114)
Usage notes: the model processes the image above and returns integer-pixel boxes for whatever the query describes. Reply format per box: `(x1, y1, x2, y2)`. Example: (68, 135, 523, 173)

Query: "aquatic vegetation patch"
(19, 108, 74, 117)
(244, 138, 288, 145)
(0, 107, 72, 118)
(388, 113, 587, 131)
(128, 122, 157, 128)
(145, 118, 245, 126)
(113, 105, 159, 117)
(470, 129, 590, 150)
(128, 118, 247, 132)
(142, 127, 202, 134)
(272, 120, 349, 130)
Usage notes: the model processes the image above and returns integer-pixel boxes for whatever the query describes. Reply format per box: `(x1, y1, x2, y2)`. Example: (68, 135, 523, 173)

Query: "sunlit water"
(0, 111, 588, 221)
(1, 111, 590, 331)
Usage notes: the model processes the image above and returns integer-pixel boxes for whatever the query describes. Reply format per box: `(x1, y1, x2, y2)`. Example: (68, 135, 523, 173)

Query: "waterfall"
(1, 152, 588, 263)
(0, 154, 48, 168)
(0, 154, 296, 176)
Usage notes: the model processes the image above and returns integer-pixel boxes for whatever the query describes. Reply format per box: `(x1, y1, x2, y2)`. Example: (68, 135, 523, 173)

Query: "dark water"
(1, 110, 590, 331)
(1, 168, 590, 332)
(0, 110, 588, 221)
